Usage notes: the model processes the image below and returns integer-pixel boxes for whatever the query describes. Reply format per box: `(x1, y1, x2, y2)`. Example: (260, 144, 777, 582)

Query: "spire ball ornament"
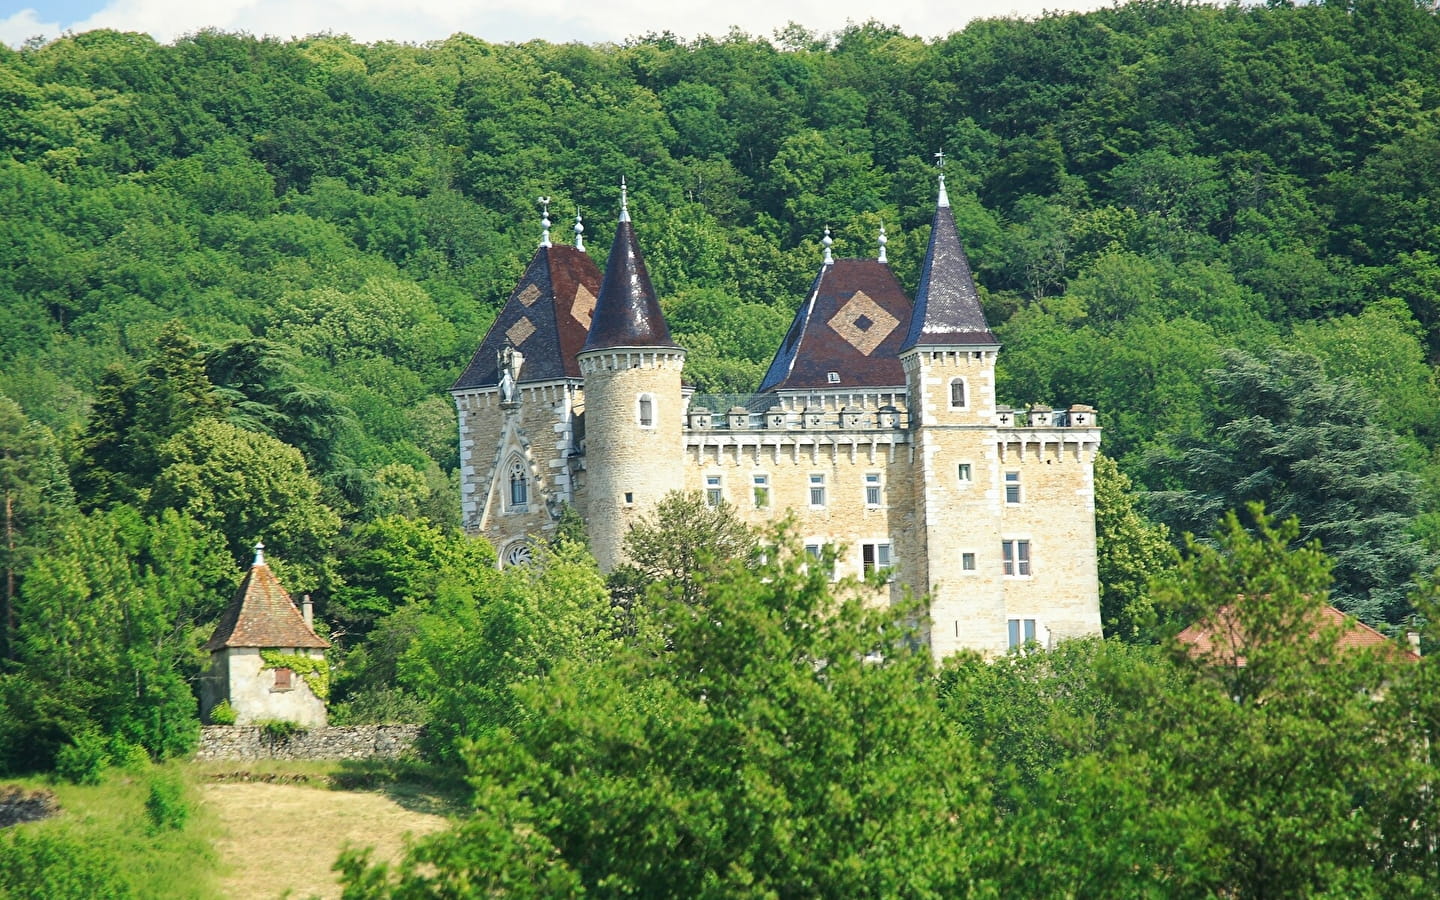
(878, 223, 889, 263)
(822, 226, 834, 265)
(619, 177, 630, 222)
(574, 207, 585, 252)
(539, 196, 553, 248)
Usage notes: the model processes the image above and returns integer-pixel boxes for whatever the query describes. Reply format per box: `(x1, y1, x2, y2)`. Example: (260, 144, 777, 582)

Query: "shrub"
(257, 719, 305, 741)
(144, 772, 190, 834)
(55, 733, 109, 785)
(207, 700, 236, 725)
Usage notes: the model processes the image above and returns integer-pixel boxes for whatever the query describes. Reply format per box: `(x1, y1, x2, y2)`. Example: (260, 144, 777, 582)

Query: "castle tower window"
(949, 378, 967, 409)
(809, 473, 827, 508)
(957, 463, 972, 484)
(637, 394, 654, 428)
(1007, 618, 1039, 650)
(865, 472, 882, 507)
(753, 474, 770, 508)
(1004, 471, 1022, 504)
(861, 541, 893, 580)
(706, 475, 723, 506)
(961, 552, 977, 572)
(1002, 539, 1031, 576)
(509, 461, 529, 510)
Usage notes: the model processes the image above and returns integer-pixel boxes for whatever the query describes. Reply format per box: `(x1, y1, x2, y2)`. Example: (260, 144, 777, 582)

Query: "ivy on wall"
(259, 651, 331, 702)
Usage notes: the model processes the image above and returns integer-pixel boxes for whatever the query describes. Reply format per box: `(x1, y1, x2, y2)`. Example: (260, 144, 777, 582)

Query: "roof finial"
(619, 177, 630, 223)
(539, 196, 553, 248)
(573, 207, 585, 252)
(253, 540, 265, 566)
(822, 226, 834, 265)
(934, 150, 950, 208)
(877, 222, 889, 263)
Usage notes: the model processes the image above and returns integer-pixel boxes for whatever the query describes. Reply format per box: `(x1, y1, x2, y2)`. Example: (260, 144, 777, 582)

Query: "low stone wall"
(195, 725, 421, 761)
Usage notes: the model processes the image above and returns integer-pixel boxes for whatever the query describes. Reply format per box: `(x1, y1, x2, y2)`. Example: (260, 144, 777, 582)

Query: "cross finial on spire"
(253, 540, 265, 566)
(574, 207, 585, 252)
(539, 196, 552, 248)
(822, 226, 834, 265)
(619, 177, 630, 223)
(878, 222, 888, 264)
(934, 150, 950, 208)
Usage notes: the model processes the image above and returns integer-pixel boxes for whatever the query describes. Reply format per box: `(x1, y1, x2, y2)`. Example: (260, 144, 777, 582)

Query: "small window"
(957, 463, 972, 484)
(624, 491, 634, 505)
(1002, 539, 1031, 577)
(753, 474, 770, 508)
(1005, 471, 1022, 504)
(809, 473, 826, 507)
(961, 552, 976, 572)
(862, 542, 893, 580)
(1007, 618, 1039, 650)
(864, 472, 882, 506)
(706, 475, 723, 507)
(509, 460, 528, 509)
(638, 394, 654, 427)
(949, 378, 967, 408)
(273, 667, 294, 690)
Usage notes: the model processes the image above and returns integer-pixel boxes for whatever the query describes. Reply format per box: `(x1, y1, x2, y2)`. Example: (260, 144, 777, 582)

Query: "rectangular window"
(624, 492, 634, 505)
(273, 667, 293, 690)
(862, 542, 893, 580)
(1002, 539, 1031, 576)
(706, 475, 723, 507)
(1005, 471, 1022, 504)
(957, 463, 972, 483)
(809, 473, 826, 507)
(865, 472, 882, 506)
(805, 543, 836, 581)
(1007, 618, 1038, 650)
(950, 378, 966, 408)
(961, 552, 976, 572)
(638, 396, 653, 427)
(753, 474, 770, 508)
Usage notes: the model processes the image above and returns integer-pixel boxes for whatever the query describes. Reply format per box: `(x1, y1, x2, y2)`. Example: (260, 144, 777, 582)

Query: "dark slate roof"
(580, 218, 679, 352)
(760, 259, 913, 392)
(452, 246, 602, 390)
(204, 556, 328, 651)
(900, 186, 998, 350)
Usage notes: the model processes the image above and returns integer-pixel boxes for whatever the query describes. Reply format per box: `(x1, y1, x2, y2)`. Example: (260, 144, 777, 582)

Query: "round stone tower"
(577, 186, 686, 572)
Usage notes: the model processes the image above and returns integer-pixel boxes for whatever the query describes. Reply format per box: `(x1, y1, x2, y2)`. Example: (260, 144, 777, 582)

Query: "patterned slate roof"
(204, 558, 329, 651)
(760, 259, 913, 392)
(452, 245, 602, 390)
(1176, 603, 1419, 665)
(581, 218, 680, 353)
(900, 187, 998, 350)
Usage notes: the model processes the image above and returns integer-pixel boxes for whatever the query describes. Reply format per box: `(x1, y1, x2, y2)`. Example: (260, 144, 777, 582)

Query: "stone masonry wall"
(194, 725, 421, 761)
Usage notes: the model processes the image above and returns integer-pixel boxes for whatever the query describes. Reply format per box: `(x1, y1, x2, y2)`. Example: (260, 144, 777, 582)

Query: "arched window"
(949, 378, 967, 409)
(509, 460, 528, 509)
(638, 394, 654, 427)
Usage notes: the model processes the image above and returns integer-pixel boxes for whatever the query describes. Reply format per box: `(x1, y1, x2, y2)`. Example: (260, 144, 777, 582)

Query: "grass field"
(2, 760, 463, 899)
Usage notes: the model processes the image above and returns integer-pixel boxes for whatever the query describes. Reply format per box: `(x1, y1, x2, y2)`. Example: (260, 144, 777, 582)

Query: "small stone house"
(200, 542, 330, 726)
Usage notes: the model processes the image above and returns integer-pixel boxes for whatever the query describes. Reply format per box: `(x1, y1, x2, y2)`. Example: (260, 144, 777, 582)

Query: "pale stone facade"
(453, 180, 1103, 658)
(200, 646, 328, 727)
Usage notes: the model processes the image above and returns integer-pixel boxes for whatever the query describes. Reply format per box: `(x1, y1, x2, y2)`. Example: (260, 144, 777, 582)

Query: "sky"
(1, 0, 1119, 49)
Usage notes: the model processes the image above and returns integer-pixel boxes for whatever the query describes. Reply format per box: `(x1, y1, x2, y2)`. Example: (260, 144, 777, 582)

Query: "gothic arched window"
(509, 460, 528, 509)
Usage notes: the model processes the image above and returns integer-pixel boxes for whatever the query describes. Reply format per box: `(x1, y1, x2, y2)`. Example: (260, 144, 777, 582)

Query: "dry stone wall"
(194, 725, 421, 761)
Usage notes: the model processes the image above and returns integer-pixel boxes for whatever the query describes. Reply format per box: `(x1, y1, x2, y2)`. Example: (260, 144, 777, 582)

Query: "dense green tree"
(1093, 453, 1176, 640)
(607, 489, 760, 612)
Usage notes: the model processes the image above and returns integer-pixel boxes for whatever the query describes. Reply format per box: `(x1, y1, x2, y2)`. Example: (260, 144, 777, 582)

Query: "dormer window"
(827, 372, 841, 384)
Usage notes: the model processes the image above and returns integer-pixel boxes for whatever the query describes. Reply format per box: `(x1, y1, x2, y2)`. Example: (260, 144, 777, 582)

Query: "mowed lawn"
(200, 778, 449, 899)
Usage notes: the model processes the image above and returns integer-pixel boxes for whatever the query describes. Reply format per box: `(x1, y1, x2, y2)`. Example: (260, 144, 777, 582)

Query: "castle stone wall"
(194, 725, 421, 761)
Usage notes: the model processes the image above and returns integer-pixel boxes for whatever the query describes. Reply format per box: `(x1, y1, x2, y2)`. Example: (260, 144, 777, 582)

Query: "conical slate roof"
(900, 178, 998, 350)
(580, 204, 679, 353)
(760, 258, 912, 392)
(453, 245, 602, 390)
(204, 548, 328, 651)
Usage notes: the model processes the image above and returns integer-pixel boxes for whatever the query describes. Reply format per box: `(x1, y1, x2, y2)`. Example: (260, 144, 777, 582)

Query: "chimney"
(1407, 630, 1421, 658)
(302, 593, 314, 629)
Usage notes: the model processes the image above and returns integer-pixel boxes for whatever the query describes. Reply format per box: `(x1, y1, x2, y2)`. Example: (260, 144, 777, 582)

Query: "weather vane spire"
(934, 150, 949, 208)
(619, 177, 630, 222)
(878, 222, 888, 263)
(539, 196, 552, 248)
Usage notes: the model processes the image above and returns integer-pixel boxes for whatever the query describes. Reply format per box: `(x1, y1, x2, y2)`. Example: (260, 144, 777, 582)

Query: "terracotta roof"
(453, 245, 602, 390)
(760, 258, 913, 392)
(204, 557, 329, 651)
(1176, 603, 1419, 665)
(900, 185, 998, 350)
(580, 217, 679, 353)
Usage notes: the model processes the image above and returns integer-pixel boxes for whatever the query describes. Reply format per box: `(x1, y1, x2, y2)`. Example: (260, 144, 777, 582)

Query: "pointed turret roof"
(760, 257, 913, 393)
(204, 544, 328, 651)
(452, 244, 603, 390)
(580, 187, 679, 353)
(900, 175, 997, 350)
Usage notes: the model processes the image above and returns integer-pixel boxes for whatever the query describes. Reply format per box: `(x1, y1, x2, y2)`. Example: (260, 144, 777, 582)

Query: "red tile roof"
(1176, 603, 1419, 665)
(204, 559, 329, 651)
